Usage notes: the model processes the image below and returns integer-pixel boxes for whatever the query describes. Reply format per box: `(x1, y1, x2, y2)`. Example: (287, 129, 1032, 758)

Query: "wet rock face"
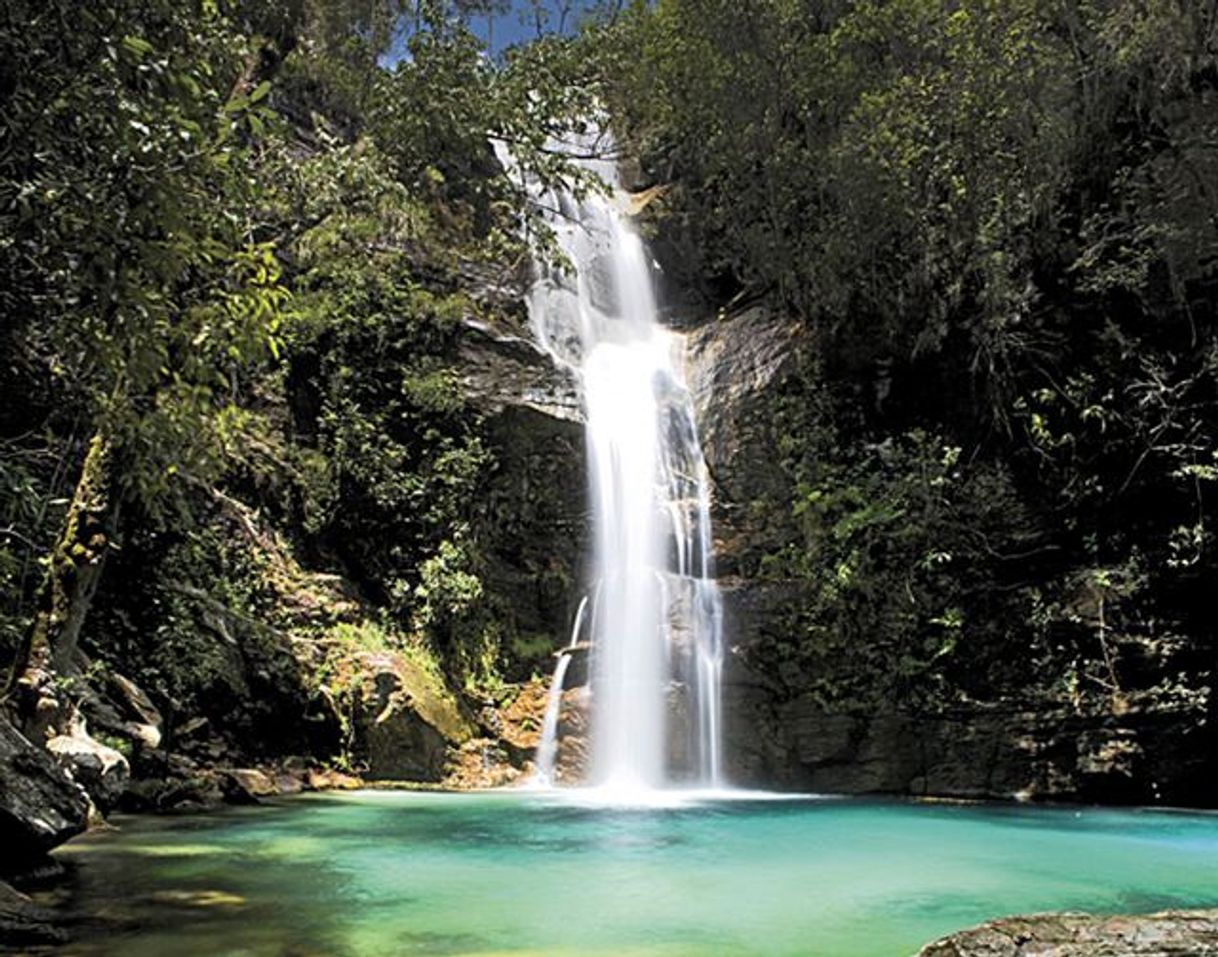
(683, 308, 1214, 804)
(457, 315, 589, 683)
(725, 694, 1210, 802)
(716, 581, 1210, 803)
(681, 305, 806, 576)
(458, 318, 582, 426)
(915, 909, 1218, 956)
(553, 686, 591, 784)
(0, 720, 89, 872)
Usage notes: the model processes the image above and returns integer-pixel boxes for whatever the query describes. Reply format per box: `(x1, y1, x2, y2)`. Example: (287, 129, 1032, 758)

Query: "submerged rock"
(916, 909, 1218, 956)
(0, 879, 69, 947)
(0, 720, 89, 870)
(148, 888, 246, 909)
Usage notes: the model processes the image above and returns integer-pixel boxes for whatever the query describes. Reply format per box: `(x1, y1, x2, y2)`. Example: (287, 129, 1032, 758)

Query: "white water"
(517, 131, 725, 797)
(532, 596, 587, 787)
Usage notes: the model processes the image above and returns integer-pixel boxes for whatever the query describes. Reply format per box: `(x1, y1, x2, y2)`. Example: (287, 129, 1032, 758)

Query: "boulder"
(120, 772, 226, 812)
(445, 738, 526, 790)
(75, 665, 164, 753)
(272, 772, 304, 795)
(102, 671, 163, 750)
(220, 768, 277, 799)
(45, 708, 129, 811)
(916, 909, 1218, 956)
(306, 767, 362, 791)
(348, 651, 474, 782)
(0, 720, 89, 871)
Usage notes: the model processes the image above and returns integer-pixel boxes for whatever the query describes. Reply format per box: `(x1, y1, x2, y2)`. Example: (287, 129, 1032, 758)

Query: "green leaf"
(122, 35, 154, 57)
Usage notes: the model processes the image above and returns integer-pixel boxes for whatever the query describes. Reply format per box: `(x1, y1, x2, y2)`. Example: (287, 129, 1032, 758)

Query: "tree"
(589, 0, 1218, 710)
(0, 0, 289, 697)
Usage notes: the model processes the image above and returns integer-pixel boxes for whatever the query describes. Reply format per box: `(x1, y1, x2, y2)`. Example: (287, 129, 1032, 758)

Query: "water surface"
(54, 790, 1218, 956)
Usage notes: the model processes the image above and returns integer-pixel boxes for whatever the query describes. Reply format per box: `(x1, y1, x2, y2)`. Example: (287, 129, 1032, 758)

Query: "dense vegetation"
(596, 0, 1217, 718)
(1, 0, 1214, 784)
(0, 0, 593, 745)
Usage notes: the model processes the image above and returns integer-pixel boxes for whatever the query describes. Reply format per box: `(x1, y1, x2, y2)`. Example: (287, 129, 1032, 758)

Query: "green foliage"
(595, 0, 1218, 711)
(328, 619, 394, 652)
(0, 0, 291, 524)
(286, 247, 493, 616)
(0, 438, 69, 661)
(1, 0, 604, 707)
(414, 536, 485, 630)
(13, 0, 1209, 747)
(760, 379, 1034, 708)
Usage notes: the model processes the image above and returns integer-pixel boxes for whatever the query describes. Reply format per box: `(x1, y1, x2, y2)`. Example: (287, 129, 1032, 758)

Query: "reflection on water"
(41, 791, 1218, 957)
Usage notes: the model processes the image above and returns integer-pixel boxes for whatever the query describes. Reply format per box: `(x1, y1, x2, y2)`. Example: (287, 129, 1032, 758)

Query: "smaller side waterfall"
(533, 596, 588, 786)
(657, 373, 725, 786)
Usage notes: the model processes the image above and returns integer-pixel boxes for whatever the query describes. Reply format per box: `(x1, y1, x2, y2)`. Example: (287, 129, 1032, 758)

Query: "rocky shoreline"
(916, 909, 1218, 956)
(5, 706, 1218, 956)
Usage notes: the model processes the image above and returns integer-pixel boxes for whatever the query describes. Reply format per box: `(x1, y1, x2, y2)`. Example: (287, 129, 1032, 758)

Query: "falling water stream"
(521, 131, 724, 795)
(532, 596, 587, 786)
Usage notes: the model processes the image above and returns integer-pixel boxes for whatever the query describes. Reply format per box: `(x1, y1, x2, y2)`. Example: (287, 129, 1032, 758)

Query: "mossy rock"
(341, 649, 474, 782)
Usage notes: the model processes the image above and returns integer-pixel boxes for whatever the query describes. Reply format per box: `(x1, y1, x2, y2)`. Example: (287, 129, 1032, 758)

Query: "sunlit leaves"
(0, 0, 289, 525)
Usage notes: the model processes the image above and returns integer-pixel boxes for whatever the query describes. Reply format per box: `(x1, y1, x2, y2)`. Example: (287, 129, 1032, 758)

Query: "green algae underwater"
(49, 790, 1218, 957)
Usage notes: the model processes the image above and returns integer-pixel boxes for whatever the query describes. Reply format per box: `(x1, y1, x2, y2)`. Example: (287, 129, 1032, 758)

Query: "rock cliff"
(681, 305, 1216, 805)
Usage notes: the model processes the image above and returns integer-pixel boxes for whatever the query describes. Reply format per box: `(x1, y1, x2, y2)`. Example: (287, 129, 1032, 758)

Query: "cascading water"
(518, 131, 725, 795)
(532, 595, 587, 787)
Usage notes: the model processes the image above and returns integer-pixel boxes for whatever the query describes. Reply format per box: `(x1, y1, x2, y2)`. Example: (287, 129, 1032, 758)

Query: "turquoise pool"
(52, 790, 1218, 956)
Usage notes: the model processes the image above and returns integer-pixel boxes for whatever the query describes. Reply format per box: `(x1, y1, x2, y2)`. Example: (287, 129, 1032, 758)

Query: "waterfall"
(533, 595, 587, 786)
(515, 130, 725, 795)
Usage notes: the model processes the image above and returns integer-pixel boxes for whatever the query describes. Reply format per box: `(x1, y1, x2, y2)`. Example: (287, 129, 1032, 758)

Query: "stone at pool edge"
(0, 720, 90, 869)
(915, 908, 1218, 956)
(45, 710, 130, 812)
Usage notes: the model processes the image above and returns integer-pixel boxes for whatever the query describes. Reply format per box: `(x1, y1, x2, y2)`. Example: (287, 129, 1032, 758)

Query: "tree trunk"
(2, 431, 116, 699)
